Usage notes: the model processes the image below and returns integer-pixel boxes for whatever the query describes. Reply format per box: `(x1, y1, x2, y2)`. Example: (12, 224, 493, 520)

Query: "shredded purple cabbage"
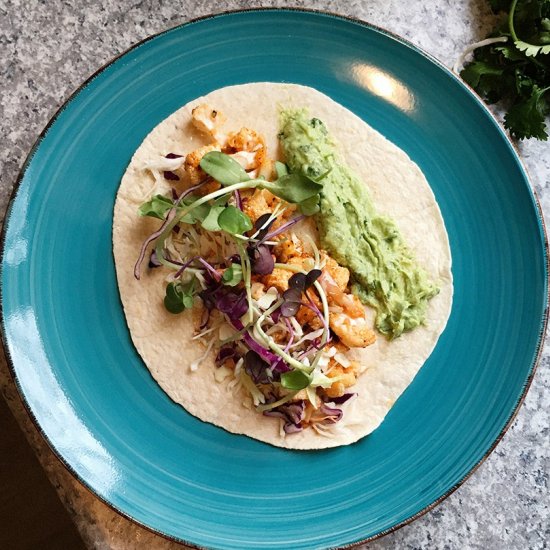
(164, 170, 180, 181)
(264, 400, 305, 433)
(325, 393, 355, 405)
(244, 350, 271, 384)
(216, 289, 248, 319)
(148, 250, 162, 268)
(165, 153, 183, 159)
(215, 345, 239, 367)
(317, 404, 343, 424)
(199, 306, 210, 330)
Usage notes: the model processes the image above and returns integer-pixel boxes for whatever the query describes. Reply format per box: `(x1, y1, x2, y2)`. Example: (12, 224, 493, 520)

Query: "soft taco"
(113, 83, 453, 449)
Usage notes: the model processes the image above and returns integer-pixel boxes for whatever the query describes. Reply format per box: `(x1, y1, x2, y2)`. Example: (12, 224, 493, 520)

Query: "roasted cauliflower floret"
(242, 189, 275, 225)
(261, 267, 292, 293)
(225, 127, 265, 152)
(321, 252, 349, 292)
(184, 144, 220, 185)
(274, 237, 303, 264)
(191, 104, 227, 141)
(260, 255, 311, 293)
(295, 291, 323, 330)
(324, 361, 360, 398)
(330, 312, 376, 348)
(230, 150, 259, 170)
(224, 127, 266, 169)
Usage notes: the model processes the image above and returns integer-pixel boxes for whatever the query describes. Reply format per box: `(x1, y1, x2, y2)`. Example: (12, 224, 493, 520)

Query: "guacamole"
(278, 109, 439, 338)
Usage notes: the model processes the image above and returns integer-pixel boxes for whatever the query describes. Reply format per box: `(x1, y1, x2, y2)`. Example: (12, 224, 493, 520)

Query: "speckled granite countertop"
(1, 1, 548, 549)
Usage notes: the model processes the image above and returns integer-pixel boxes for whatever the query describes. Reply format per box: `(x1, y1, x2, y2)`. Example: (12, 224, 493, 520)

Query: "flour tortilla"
(113, 83, 453, 449)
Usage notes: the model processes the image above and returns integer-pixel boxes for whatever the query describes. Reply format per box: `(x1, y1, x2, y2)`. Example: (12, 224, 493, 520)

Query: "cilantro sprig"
(460, 0, 550, 140)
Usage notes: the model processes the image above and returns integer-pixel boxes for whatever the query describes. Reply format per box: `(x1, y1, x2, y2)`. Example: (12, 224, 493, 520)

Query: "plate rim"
(1, 7, 548, 549)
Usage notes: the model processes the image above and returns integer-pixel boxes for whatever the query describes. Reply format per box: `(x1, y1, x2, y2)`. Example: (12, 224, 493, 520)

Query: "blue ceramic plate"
(1, 9, 547, 549)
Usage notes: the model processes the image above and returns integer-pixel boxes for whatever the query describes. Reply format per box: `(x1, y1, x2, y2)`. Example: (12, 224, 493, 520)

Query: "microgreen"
(218, 205, 253, 234)
(274, 161, 289, 178)
(297, 195, 320, 216)
(280, 369, 312, 391)
(139, 194, 210, 224)
(138, 194, 174, 220)
(164, 280, 196, 314)
(253, 213, 276, 240)
(247, 243, 274, 275)
(200, 151, 322, 208)
(280, 269, 322, 317)
(261, 173, 322, 204)
(222, 263, 243, 286)
(280, 288, 302, 317)
(200, 151, 250, 185)
(200, 205, 225, 231)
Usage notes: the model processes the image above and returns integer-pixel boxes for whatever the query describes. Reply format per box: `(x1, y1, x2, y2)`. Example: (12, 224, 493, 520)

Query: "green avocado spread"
(278, 109, 439, 339)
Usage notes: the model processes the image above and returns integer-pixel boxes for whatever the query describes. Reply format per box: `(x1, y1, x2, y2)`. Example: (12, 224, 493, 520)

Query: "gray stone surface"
(0, 1, 548, 549)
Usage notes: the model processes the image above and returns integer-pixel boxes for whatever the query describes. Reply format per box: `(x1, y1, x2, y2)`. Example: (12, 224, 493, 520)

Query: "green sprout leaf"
(200, 151, 250, 186)
(180, 202, 210, 224)
(222, 263, 243, 286)
(261, 173, 322, 204)
(138, 194, 173, 220)
(200, 205, 225, 231)
(164, 280, 196, 314)
(218, 205, 253, 234)
(280, 369, 312, 391)
(274, 161, 289, 178)
(298, 194, 320, 216)
(139, 194, 212, 224)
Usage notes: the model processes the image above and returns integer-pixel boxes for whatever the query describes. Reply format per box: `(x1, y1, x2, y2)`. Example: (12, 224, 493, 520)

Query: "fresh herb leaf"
(461, 61, 503, 88)
(200, 151, 250, 185)
(490, 0, 512, 12)
(218, 205, 253, 234)
(514, 40, 550, 56)
(460, 0, 550, 139)
(505, 84, 549, 139)
(281, 369, 311, 390)
(222, 263, 243, 286)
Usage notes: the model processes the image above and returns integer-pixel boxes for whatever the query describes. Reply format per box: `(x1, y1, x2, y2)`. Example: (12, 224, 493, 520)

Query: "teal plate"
(1, 9, 548, 549)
